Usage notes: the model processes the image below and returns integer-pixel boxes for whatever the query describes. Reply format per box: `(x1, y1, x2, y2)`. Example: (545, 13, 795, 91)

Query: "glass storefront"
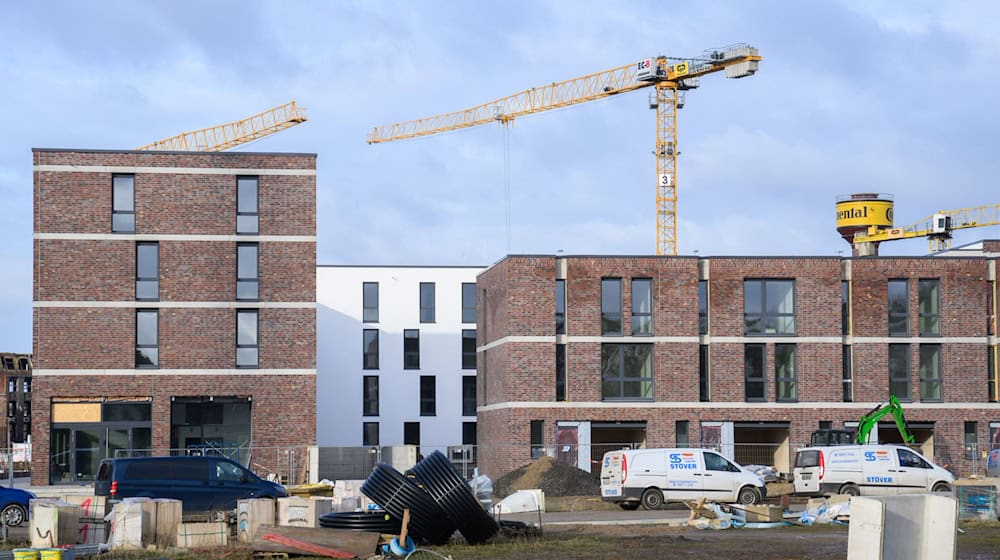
(49, 398, 152, 484)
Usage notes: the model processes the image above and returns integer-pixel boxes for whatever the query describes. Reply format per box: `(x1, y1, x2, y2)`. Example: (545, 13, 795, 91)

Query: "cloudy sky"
(2, 0, 1000, 352)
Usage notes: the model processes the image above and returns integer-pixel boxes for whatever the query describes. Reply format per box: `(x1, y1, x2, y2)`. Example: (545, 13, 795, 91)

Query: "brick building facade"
(32, 148, 317, 485)
(476, 250, 1000, 481)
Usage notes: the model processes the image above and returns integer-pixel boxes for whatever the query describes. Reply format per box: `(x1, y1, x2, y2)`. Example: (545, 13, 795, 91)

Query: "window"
(819, 420, 832, 430)
(7, 377, 17, 393)
(216, 461, 244, 482)
(236, 310, 259, 368)
(601, 344, 653, 400)
(403, 422, 420, 446)
(601, 278, 623, 335)
(842, 345, 853, 402)
(462, 329, 476, 369)
(744, 279, 795, 335)
(404, 330, 420, 369)
(363, 329, 379, 369)
(237, 243, 259, 300)
(236, 176, 259, 234)
(462, 376, 476, 416)
(530, 420, 544, 458)
(698, 280, 708, 335)
(2, 357, 12, 369)
(631, 278, 652, 335)
(363, 282, 379, 323)
(918, 279, 940, 336)
(555, 279, 566, 335)
(841, 281, 850, 336)
(989, 281, 996, 336)
(989, 348, 997, 403)
(112, 174, 135, 233)
(889, 344, 910, 400)
(897, 448, 930, 469)
(135, 309, 158, 368)
(363, 376, 379, 416)
(775, 344, 797, 402)
(744, 344, 765, 402)
(699, 345, 710, 402)
(419, 283, 435, 323)
(556, 344, 567, 402)
(462, 282, 476, 324)
(964, 421, 978, 460)
(23, 377, 31, 393)
(363, 422, 379, 446)
(462, 422, 477, 446)
(136, 243, 158, 300)
(676, 420, 689, 447)
(704, 452, 740, 472)
(419, 376, 436, 416)
(919, 344, 942, 401)
(888, 279, 909, 336)
(18, 358, 29, 371)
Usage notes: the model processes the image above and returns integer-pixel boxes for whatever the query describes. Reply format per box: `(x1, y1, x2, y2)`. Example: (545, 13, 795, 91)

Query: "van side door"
(702, 451, 739, 501)
(628, 451, 668, 493)
(861, 448, 896, 496)
(663, 450, 702, 500)
(894, 448, 932, 493)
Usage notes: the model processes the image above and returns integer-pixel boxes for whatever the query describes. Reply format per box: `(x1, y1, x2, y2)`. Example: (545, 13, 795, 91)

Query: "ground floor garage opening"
(733, 422, 791, 475)
(589, 421, 647, 477)
(169, 396, 252, 464)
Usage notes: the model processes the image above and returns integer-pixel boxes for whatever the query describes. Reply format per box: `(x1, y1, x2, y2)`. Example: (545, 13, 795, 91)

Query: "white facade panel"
(317, 265, 485, 447)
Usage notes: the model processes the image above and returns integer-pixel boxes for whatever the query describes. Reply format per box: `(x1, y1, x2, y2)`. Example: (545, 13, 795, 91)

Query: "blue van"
(94, 456, 286, 512)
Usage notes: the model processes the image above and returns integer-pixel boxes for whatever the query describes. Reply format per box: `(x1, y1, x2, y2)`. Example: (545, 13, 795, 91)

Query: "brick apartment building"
(476, 249, 1000, 480)
(32, 148, 317, 485)
(1, 352, 32, 448)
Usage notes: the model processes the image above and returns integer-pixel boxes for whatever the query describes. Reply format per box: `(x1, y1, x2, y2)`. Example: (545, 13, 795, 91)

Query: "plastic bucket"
(12, 550, 38, 560)
(40, 549, 63, 560)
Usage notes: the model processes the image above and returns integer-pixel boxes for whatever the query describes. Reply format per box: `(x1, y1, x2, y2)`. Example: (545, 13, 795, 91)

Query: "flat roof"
(32, 147, 317, 157)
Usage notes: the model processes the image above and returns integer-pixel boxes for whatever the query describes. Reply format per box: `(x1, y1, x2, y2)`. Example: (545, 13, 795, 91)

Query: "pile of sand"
(493, 456, 600, 498)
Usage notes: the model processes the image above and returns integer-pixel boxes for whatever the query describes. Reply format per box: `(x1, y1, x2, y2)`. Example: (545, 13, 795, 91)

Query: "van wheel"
(737, 486, 762, 505)
(1, 504, 26, 527)
(839, 484, 861, 496)
(641, 489, 664, 510)
(619, 502, 640, 511)
(932, 482, 952, 493)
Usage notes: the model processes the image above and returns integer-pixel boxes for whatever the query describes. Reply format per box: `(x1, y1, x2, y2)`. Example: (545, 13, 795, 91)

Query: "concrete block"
(848, 495, 957, 560)
(177, 522, 228, 548)
(153, 498, 182, 547)
(238, 498, 276, 543)
(30, 499, 80, 548)
(61, 495, 107, 520)
(277, 496, 334, 528)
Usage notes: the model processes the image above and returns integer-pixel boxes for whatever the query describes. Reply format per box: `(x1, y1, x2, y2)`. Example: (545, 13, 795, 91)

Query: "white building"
(317, 265, 485, 449)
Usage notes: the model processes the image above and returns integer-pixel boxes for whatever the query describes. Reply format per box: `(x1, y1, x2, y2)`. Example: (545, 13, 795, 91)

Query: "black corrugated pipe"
(318, 510, 402, 533)
(410, 450, 500, 544)
(360, 462, 456, 545)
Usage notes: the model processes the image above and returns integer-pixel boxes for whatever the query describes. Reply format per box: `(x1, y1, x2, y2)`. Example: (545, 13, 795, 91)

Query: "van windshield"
(796, 450, 821, 468)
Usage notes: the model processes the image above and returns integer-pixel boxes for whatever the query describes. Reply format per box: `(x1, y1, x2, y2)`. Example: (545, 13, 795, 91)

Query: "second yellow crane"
(368, 45, 761, 255)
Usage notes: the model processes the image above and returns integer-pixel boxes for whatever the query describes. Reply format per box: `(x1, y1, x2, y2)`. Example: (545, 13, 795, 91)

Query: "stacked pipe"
(410, 451, 500, 544)
(360, 463, 456, 545)
(317, 510, 402, 533)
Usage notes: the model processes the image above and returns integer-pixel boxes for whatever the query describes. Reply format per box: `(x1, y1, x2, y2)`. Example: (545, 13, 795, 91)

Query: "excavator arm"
(855, 395, 915, 445)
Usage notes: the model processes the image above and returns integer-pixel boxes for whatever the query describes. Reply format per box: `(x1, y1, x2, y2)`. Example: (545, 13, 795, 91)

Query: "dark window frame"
(698, 280, 708, 335)
(462, 422, 477, 446)
(236, 242, 260, 301)
(135, 242, 159, 301)
(419, 375, 436, 416)
(889, 343, 911, 400)
(775, 343, 798, 402)
(462, 376, 476, 416)
(403, 329, 420, 370)
(556, 344, 567, 402)
(600, 343, 654, 401)
(135, 309, 159, 368)
(236, 176, 259, 235)
(631, 278, 653, 336)
(363, 376, 379, 417)
(676, 420, 690, 447)
(555, 279, 566, 335)
(888, 279, 909, 336)
(601, 278, 623, 336)
(530, 420, 544, 458)
(462, 283, 476, 324)
(964, 421, 978, 460)
(236, 309, 259, 368)
(989, 347, 997, 403)
(918, 344, 943, 402)
(462, 329, 477, 370)
(918, 278, 940, 336)
(419, 283, 436, 323)
(362, 422, 379, 446)
(362, 329, 379, 370)
(112, 174, 136, 233)
(744, 344, 766, 402)
(699, 344, 710, 402)
(403, 422, 420, 446)
(841, 281, 850, 336)
(842, 345, 853, 402)
(744, 279, 796, 336)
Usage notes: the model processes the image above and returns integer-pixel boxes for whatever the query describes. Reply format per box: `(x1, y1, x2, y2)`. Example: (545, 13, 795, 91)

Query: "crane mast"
(368, 45, 761, 255)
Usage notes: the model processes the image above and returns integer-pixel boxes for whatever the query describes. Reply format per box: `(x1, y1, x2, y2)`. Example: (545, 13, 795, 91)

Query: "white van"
(600, 448, 767, 510)
(792, 445, 954, 497)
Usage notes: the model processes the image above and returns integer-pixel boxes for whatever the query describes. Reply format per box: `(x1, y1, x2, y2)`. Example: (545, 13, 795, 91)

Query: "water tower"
(836, 193, 894, 256)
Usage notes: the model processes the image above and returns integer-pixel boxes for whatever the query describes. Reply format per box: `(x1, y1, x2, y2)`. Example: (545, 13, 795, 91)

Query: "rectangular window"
(841, 281, 850, 336)
(988, 281, 996, 336)
(112, 174, 135, 233)
(462, 422, 477, 446)
(363, 329, 379, 369)
(462, 376, 476, 416)
(363, 376, 379, 416)
(136, 309, 158, 368)
(362, 422, 379, 446)
(819, 420, 833, 430)
(419, 376, 436, 416)
(236, 176, 259, 234)
(462, 282, 476, 324)
(530, 420, 544, 458)
(775, 344, 797, 402)
(601, 344, 653, 400)
(989, 347, 997, 402)
(420, 283, 435, 323)
(631, 278, 653, 336)
(889, 344, 910, 400)
(698, 280, 708, 335)
(964, 421, 978, 460)
(237, 243, 259, 300)
(842, 345, 853, 402)
(555, 279, 566, 335)
(676, 420, 689, 447)
(462, 329, 477, 369)
(136, 242, 159, 300)
(601, 278, 623, 336)
(403, 422, 420, 446)
(363, 282, 379, 323)
(236, 309, 259, 368)
(888, 279, 909, 336)
(919, 344, 942, 401)
(404, 330, 420, 369)
(918, 279, 940, 336)
(744, 279, 795, 335)
(699, 344, 710, 402)
(556, 344, 567, 402)
(744, 344, 765, 402)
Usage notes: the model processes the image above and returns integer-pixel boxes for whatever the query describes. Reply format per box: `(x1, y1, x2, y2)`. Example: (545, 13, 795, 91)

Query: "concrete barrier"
(848, 494, 956, 560)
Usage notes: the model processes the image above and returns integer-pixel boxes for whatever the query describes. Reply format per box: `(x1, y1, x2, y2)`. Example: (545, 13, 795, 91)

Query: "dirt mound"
(493, 456, 600, 498)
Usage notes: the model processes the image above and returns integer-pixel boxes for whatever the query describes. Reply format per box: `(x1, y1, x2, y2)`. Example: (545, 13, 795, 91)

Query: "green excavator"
(810, 395, 915, 447)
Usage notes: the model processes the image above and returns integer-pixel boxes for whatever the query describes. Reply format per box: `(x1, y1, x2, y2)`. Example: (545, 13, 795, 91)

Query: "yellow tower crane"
(367, 45, 761, 255)
(852, 204, 1000, 256)
(136, 101, 307, 152)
